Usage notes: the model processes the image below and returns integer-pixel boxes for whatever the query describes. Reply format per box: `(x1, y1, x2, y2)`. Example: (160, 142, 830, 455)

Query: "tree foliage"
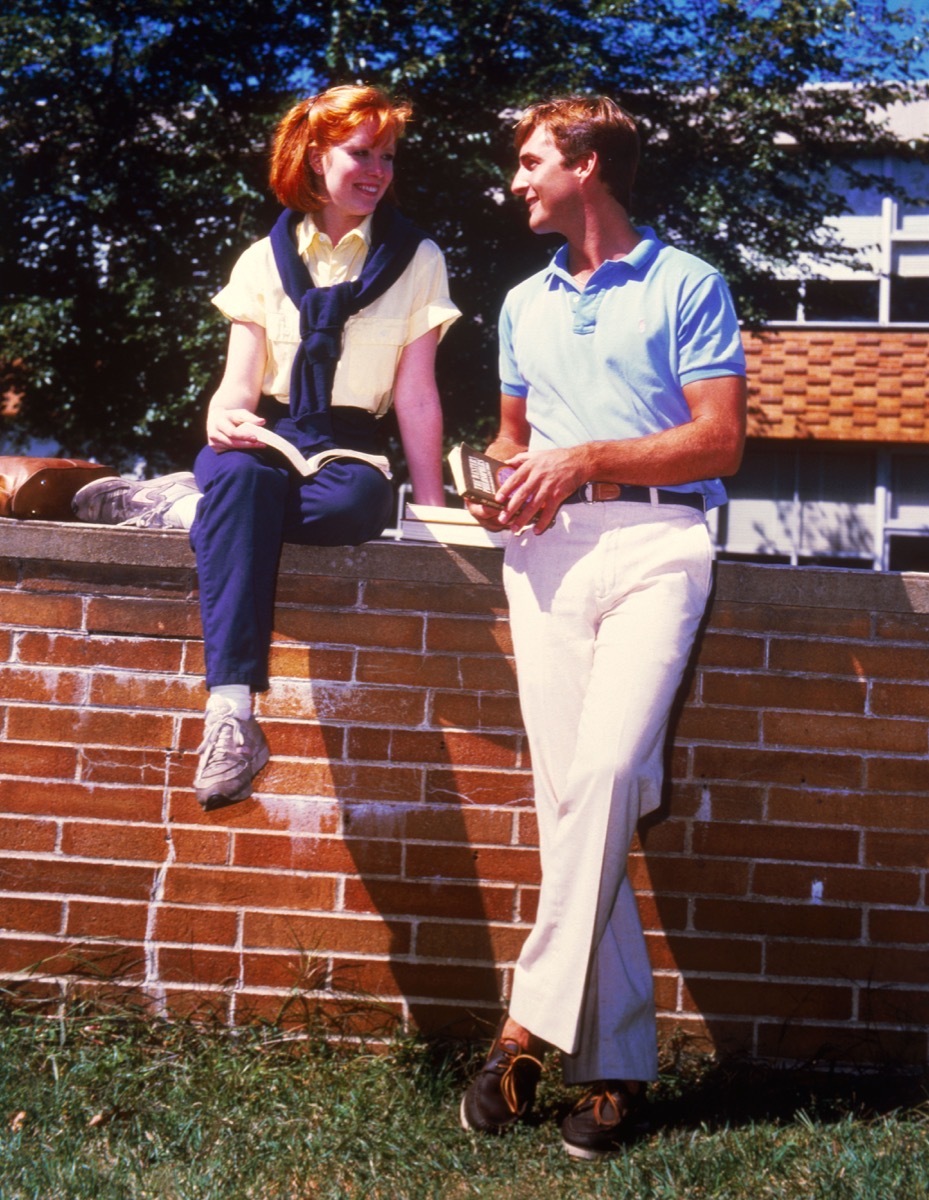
(1, 0, 926, 468)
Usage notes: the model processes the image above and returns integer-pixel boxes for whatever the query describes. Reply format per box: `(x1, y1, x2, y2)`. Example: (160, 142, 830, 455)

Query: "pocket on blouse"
(343, 316, 406, 404)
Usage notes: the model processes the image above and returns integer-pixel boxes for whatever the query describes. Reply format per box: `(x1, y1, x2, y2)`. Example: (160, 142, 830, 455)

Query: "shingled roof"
(743, 328, 929, 443)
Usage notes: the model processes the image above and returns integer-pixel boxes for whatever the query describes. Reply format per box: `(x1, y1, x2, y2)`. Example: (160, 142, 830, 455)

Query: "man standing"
(460, 96, 747, 1160)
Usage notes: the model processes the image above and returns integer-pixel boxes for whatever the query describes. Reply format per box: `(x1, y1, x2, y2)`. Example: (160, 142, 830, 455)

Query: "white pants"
(503, 501, 714, 1084)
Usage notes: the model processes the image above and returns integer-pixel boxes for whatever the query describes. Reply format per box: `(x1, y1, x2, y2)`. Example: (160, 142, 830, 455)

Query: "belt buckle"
(582, 482, 622, 503)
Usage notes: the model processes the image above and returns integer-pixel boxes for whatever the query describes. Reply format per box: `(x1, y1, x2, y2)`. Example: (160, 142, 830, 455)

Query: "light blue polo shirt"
(498, 227, 746, 510)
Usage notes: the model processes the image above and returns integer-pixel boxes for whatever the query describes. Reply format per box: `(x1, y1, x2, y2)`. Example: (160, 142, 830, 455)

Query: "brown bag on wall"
(0, 457, 120, 521)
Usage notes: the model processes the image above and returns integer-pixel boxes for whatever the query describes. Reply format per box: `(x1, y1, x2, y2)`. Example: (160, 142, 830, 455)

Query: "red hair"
(269, 84, 412, 212)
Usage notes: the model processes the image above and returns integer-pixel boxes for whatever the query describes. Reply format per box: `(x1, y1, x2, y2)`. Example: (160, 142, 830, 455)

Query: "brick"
(239, 949, 329, 991)
(693, 897, 861, 941)
(646, 931, 763, 975)
(0, 816, 58, 854)
(870, 681, 929, 719)
(243, 911, 408, 956)
(432, 691, 524, 731)
(426, 615, 512, 657)
(770, 639, 929, 682)
(0, 934, 144, 979)
(0, 592, 83, 630)
(79, 746, 172, 787)
(767, 940, 929, 986)
(170, 827, 231, 866)
(679, 781, 766, 822)
(406, 843, 541, 886)
(764, 711, 926, 754)
(0, 896, 63, 935)
(343, 877, 515, 921)
(634, 854, 750, 897)
(267, 644, 354, 682)
(874, 612, 929, 643)
(457, 655, 520, 693)
(7, 705, 175, 751)
(162, 866, 337, 911)
(167, 789, 341, 834)
(356, 650, 463, 688)
(275, 608, 423, 651)
(265, 682, 425, 727)
(0, 665, 87, 706)
(753, 862, 918, 906)
(695, 631, 766, 669)
(412, 806, 516, 848)
(415, 921, 529, 963)
(1, 779, 164, 824)
(766, 787, 929, 832)
(17, 631, 183, 674)
(66, 900, 149, 941)
(232, 832, 402, 877)
(0, 855, 156, 901)
(865, 831, 929, 869)
(869, 908, 929, 945)
(692, 821, 860, 865)
(865, 755, 929, 794)
(425, 767, 533, 807)
(700, 671, 866, 714)
(331, 957, 503, 1004)
(755, 1021, 926, 1065)
(88, 672, 202, 712)
(60, 822, 169, 863)
(693, 745, 862, 789)
(860, 985, 929, 1028)
(680, 976, 854, 1021)
(353, 728, 522, 770)
(158, 946, 241, 985)
(153, 905, 239, 947)
(362, 578, 506, 616)
(675, 705, 760, 744)
(405, 1001, 497, 1039)
(711, 601, 871, 640)
(86, 596, 201, 639)
(274, 575, 360, 608)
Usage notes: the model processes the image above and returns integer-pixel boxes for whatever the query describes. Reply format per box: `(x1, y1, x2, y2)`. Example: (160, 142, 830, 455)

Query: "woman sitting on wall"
(75, 84, 459, 810)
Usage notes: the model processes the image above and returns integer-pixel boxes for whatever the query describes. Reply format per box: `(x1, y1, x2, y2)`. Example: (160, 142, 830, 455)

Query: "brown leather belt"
(563, 483, 705, 511)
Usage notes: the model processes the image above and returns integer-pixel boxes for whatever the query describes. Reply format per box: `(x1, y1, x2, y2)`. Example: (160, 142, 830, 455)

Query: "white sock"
(165, 493, 201, 530)
(207, 685, 252, 721)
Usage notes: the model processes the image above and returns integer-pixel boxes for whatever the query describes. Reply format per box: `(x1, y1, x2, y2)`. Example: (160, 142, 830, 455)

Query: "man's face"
(510, 125, 580, 235)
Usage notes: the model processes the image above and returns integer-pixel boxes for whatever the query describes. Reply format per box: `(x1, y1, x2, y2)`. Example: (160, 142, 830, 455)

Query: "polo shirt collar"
(546, 226, 663, 286)
(297, 212, 373, 256)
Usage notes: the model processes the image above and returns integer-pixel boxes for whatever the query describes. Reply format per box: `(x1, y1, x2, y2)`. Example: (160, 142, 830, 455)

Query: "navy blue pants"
(190, 404, 394, 692)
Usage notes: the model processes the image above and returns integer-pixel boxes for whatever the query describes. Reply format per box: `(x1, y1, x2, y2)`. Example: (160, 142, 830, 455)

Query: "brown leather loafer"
(459, 1028, 543, 1134)
(560, 1080, 645, 1160)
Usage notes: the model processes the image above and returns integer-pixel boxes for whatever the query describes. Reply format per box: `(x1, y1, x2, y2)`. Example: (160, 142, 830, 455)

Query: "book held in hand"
(447, 443, 514, 508)
(251, 424, 392, 480)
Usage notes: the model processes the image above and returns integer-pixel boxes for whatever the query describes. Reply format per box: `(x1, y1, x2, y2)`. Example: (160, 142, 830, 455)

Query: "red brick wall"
(2, 519, 928, 1067)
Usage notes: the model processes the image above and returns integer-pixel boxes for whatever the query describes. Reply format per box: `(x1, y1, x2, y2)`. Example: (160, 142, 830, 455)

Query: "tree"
(1, 0, 926, 469)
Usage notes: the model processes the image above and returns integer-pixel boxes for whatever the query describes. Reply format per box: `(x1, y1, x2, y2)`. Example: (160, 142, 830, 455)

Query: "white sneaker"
(193, 702, 270, 810)
(72, 472, 200, 528)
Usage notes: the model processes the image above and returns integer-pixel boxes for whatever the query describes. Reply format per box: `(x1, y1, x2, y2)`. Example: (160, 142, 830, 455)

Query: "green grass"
(0, 999, 927, 1200)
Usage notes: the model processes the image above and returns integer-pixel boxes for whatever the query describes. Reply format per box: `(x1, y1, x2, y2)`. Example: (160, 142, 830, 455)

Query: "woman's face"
(312, 120, 396, 227)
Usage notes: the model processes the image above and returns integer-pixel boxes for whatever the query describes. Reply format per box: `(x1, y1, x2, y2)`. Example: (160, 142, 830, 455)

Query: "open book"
(252, 425, 392, 480)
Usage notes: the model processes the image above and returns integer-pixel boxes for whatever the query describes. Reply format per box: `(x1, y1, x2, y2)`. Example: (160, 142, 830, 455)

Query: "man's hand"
(494, 446, 588, 534)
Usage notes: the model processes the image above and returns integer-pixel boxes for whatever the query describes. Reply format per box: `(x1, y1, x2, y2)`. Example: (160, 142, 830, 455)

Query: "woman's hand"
(206, 407, 266, 451)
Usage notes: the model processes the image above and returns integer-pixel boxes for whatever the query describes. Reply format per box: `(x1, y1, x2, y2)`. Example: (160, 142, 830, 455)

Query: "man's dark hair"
(514, 95, 640, 210)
